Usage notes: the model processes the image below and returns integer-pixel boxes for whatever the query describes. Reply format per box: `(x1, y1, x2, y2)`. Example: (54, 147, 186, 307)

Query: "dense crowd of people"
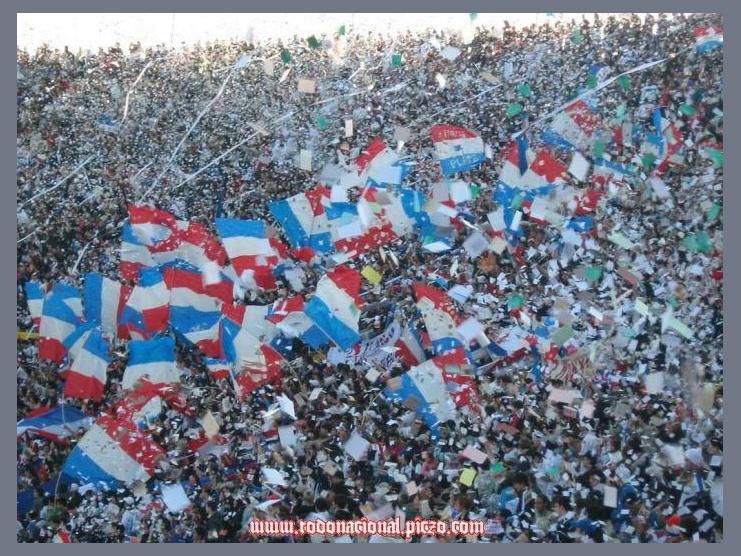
(17, 12, 723, 543)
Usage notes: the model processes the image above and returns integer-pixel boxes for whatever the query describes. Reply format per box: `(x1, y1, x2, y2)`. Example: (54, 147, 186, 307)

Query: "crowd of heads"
(17, 12, 722, 543)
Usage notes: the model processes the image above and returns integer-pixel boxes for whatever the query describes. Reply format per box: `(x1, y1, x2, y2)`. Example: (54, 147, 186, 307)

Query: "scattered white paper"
(603, 485, 618, 508)
(344, 432, 371, 461)
(262, 467, 288, 487)
(297, 78, 316, 93)
(161, 483, 191, 513)
(277, 394, 296, 419)
(568, 152, 590, 182)
(278, 425, 297, 448)
(461, 445, 488, 464)
(457, 318, 484, 343)
(344, 119, 354, 138)
(299, 149, 312, 171)
(441, 46, 462, 61)
(644, 371, 665, 395)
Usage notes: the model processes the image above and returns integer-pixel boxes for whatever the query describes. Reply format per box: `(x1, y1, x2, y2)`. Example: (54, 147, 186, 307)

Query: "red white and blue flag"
(430, 124, 486, 176)
(304, 265, 363, 350)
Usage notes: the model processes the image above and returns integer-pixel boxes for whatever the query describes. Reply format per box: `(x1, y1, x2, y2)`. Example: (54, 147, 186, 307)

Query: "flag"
(113, 379, 189, 427)
(220, 301, 283, 397)
(63, 327, 110, 402)
(127, 204, 178, 247)
(268, 185, 333, 253)
(498, 142, 568, 191)
(266, 296, 318, 340)
(122, 336, 179, 390)
(592, 158, 634, 186)
(544, 100, 604, 151)
(50, 282, 84, 319)
(329, 187, 416, 257)
(215, 218, 283, 290)
(119, 268, 170, 340)
(17, 405, 93, 443)
(231, 344, 283, 399)
(355, 137, 411, 188)
(24, 280, 45, 329)
(413, 282, 467, 355)
(304, 265, 363, 350)
(151, 220, 228, 273)
(438, 347, 481, 415)
(395, 320, 427, 368)
(120, 222, 156, 281)
(384, 354, 459, 437)
(61, 413, 165, 488)
(39, 292, 83, 363)
(327, 318, 402, 372)
(53, 529, 72, 543)
(205, 357, 231, 380)
(430, 124, 486, 176)
(487, 327, 530, 361)
(163, 264, 223, 357)
(220, 302, 281, 387)
(694, 25, 723, 53)
(83, 273, 132, 339)
(644, 108, 684, 174)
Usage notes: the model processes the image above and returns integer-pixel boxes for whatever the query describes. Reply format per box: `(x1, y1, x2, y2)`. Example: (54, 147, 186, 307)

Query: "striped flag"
(163, 264, 223, 358)
(268, 185, 334, 253)
(304, 265, 363, 350)
(694, 25, 723, 53)
(413, 282, 467, 355)
(17, 405, 93, 443)
(122, 336, 179, 390)
(430, 124, 486, 176)
(204, 357, 231, 380)
(119, 268, 170, 340)
(394, 320, 427, 368)
(24, 280, 46, 329)
(355, 137, 411, 188)
(120, 222, 156, 281)
(83, 273, 132, 340)
(544, 100, 604, 152)
(215, 218, 285, 290)
(39, 292, 83, 363)
(61, 413, 165, 488)
(63, 327, 110, 402)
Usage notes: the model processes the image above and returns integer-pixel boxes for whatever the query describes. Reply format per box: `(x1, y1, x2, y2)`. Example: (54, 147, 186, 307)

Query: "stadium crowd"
(17, 12, 723, 543)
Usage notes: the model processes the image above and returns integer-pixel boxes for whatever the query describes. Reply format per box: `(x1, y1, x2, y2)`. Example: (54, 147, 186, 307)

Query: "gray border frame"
(5, 0, 737, 554)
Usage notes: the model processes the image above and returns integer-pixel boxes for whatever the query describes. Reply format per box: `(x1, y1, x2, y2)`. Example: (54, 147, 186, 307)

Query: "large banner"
(327, 319, 402, 371)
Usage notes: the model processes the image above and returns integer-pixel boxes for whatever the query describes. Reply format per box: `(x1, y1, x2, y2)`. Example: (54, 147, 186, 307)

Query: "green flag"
(506, 103, 523, 117)
(338, 24, 346, 36)
(586, 74, 598, 89)
(507, 294, 525, 310)
(317, 115, 329, 130)
(280, 49, 291, 64)
(708, 203, 721, 223)
(585, 266, 603, 283)
(616, 103, 627, 119)
(391, 53, 402, 67)
(704, 147, 723, 168)
(307, 35, 320, 49)
(617, 74, 631, 91)
(469, 13, 478, 22)
(571, 29, 582, 45)
(517, 83, 532, 98)
(642, 153, 656, 168)
(552, 325, 574, 347)
(593, 141, 605, 160)
(679, 104, 697, 117)
(471, 184, 480, 199)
